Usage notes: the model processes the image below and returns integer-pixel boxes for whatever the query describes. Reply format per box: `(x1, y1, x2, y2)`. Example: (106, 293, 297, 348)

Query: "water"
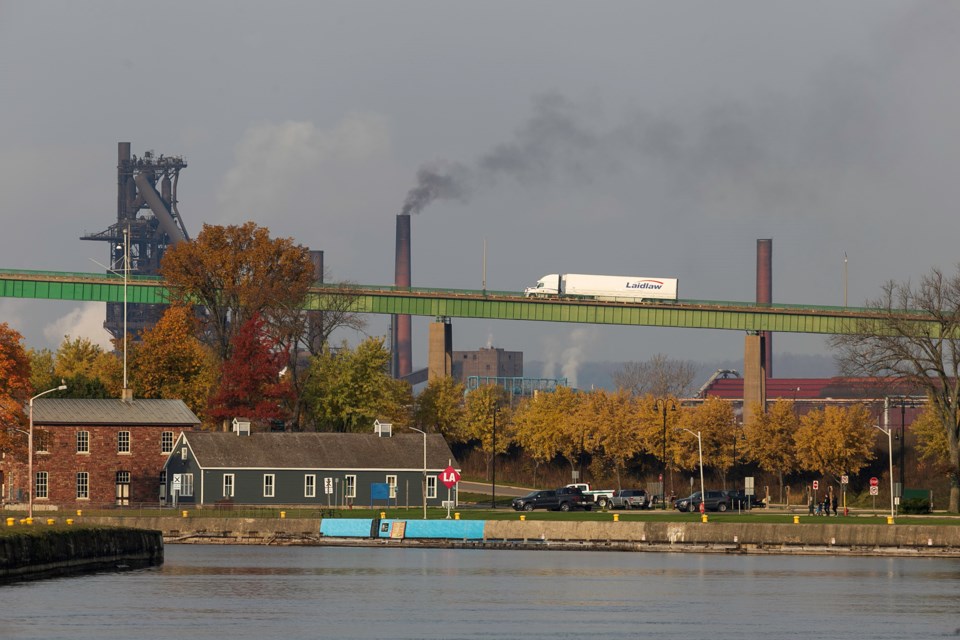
(3, 545, 960, 639)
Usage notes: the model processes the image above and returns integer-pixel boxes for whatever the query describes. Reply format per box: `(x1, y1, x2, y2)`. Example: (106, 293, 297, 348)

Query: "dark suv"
(728, 490, 766, 509)
(673, 490, 731, 513)
(511, 487, 593, 512)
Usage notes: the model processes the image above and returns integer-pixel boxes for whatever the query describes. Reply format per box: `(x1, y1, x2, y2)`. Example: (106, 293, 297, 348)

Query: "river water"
(3, 545, 960, 640)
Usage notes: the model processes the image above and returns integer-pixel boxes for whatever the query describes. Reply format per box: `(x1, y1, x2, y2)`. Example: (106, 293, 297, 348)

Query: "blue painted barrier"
(320, 518, 375, 538)
(377, 519, 485, 540)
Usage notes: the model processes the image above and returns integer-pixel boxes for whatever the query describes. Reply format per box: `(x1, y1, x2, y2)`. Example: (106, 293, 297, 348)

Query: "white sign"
(172, 474, 182, 491)
(744, 476, 755, 496)
(869, 486, 879, 496)
(841, 475, 849, 485)
(812, 480, 819, 491)
(324, 477, 334, 495)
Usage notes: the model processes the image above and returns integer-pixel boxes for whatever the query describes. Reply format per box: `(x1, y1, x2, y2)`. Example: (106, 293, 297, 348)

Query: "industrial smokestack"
(756, 239, 772, 377)
(393, 214, 412, 377)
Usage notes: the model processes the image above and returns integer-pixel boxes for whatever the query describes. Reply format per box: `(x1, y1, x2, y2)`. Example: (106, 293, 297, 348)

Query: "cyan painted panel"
(376, 519, 485, 540)
(320, 518, 374, 538)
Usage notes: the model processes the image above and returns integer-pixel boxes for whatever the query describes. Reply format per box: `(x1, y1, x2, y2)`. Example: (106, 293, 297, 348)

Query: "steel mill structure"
(81, 142, 190, 341)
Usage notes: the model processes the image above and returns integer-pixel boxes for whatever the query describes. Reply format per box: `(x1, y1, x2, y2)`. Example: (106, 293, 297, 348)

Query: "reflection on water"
(4, 545, 960, 639)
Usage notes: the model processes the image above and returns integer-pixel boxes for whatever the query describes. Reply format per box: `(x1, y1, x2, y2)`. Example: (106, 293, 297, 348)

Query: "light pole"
(676, 427, 704, 511)
(491, 410, 497, 510)
(872, 423, 896, 519)
(899, 401, 906, 492)
(656, 399, 676, 509)
(28, 383, 67, 519)
(409, 426, 427, 520)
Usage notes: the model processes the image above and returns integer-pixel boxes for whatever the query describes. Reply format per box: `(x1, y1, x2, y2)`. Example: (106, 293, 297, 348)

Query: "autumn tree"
(462, 384, 512, 480)
(129, 304, 217, 423)
(27, 348, 55, 394)
(415, 376, 465, 442)
(612, 353, 697, 397)
(912, 405, 951, 476)
(208, 314, 293, 428)
(744, 400, 799, 503)
(794, 404, 875, 481)
(304, 337, 413, 432)
(513, 391, 565, 485)
(161, 222, 314, 363)
(49, 336, 122, 397)
(585, 389, 644, 489)
(830, 265, 960, 511)
(0, 323, 33, 457)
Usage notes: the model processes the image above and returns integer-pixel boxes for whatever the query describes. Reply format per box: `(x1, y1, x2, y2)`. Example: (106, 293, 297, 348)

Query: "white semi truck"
(524, 273, 678, 302)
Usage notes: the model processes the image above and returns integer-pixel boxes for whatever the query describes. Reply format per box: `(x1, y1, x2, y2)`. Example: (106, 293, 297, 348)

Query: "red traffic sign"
(869, 477, 879, 487)
(812, 480, 819, 491)
(439, 466, 461, 489)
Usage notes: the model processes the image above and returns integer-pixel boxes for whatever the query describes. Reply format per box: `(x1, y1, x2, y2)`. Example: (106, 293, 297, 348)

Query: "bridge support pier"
(428, 318, 453, 382)
(742, 333, 767, 426)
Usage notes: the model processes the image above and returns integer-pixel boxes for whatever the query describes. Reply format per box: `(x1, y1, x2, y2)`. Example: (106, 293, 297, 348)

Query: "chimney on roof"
(374, 420, 392, 437)
(121, 388, 133, 402)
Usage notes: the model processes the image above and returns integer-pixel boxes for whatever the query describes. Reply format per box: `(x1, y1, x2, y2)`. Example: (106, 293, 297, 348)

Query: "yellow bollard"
(886, 516, 895, 525)
(181, 510, 188, 518)
(46, 518, 55, 525)
(66, 519, 74, 525)
(25, 517, 33, 525)
(380, 512, 386, 519)
(793, 515, 800, 524)
(76, 509, 82, 517)
(280, 511, 286, 519)
(454, 512, 460, 520)
(613, 513, 619, 522)
(701, 514, 708, 523)
(5, 517, 14, 526)
(520, 514, 526, 521)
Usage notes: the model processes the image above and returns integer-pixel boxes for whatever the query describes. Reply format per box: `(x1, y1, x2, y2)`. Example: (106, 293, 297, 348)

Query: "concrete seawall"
(0, 527, 164, 582)
(80, 516, 960, 557)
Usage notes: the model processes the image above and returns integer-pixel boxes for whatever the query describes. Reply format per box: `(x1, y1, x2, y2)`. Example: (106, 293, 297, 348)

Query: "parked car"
(674, 490, 732, 513)
(608, 489, 650, 510)
(727, 490, 766, 509)
(511, 487, 594, 512)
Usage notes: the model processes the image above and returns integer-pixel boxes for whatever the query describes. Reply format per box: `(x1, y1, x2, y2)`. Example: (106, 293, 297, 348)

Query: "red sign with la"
(439, 466, 461, 489)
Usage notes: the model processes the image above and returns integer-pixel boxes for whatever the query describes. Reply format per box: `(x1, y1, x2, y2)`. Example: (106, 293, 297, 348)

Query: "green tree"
(129, 304, 217, 423)
(27, 348, 55, 394)
(51, 336, 122, 395)
(0, 323, 33, 457)
(304, 337, 412, 432)
(830, 265, 960, 511)
(161, 222, 314, 362)
(794, 404, 875, 480)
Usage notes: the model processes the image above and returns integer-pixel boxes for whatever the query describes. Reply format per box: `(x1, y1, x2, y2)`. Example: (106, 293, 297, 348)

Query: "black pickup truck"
(511, 486, 594, 512)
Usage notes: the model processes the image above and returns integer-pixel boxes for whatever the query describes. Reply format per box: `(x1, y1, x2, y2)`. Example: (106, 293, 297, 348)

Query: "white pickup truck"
(566, 483, 616, 509)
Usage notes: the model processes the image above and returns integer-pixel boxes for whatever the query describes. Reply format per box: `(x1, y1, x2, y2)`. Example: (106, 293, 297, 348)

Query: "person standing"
(832, 494, 838, 517)
(808, 493, 815, 516)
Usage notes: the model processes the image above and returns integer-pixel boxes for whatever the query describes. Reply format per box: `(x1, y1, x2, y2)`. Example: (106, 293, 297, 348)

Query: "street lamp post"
(409, 426, 427, 520)
(491, 410, 497, 510)
(28, 383, 67, 519)
(656, 399, 676, 510)
(676, 427, 705, 511)
(872, 423, 896, 519)
(899, 401, 906, 492)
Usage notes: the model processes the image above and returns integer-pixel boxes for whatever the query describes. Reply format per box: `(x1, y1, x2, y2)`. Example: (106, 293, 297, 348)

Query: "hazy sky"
(2, 1, 958, 386)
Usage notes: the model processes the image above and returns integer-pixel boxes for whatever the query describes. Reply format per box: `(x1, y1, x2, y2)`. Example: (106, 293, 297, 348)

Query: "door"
(116, 471, 131, 506)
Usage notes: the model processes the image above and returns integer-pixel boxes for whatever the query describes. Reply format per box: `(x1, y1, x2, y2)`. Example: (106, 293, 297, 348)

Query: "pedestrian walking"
(832, 494, 838, 516)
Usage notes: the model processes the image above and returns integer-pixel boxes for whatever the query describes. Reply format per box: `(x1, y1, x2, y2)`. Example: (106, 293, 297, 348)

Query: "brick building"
(451, 347, 523, 382)
(1, 398, 199, 509)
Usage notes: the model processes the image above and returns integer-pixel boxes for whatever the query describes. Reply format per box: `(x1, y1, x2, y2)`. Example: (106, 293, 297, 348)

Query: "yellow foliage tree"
(415, 376, 466, 443)
(586, 389, 644, 489)
(462, 385, 512, 480)
(743, 400, 799, 502)
(794, 404, 875, 481)
(513, 391, 565, 485)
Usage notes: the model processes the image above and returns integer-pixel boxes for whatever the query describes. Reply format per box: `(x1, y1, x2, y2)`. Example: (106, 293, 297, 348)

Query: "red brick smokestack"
(393, 214, 412, 377)
(756, 238, 772, 377)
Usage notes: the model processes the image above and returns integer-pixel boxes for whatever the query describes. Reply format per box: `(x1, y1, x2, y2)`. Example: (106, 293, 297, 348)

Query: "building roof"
(179, 432, 458, 471)
(702, 377, 927, 401)
(33, 398, 201, 426)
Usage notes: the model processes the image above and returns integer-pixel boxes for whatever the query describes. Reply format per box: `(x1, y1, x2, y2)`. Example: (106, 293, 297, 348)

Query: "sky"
(2, 1, 959, 387)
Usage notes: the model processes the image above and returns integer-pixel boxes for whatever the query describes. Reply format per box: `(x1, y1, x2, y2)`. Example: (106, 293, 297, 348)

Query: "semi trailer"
(524, 273, 678, 301)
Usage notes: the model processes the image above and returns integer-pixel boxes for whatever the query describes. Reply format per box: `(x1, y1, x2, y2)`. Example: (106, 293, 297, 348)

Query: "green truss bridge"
(0, 267, 936, 336)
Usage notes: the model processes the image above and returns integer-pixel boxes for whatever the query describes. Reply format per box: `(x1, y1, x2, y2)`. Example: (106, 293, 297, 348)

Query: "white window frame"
(304, 474, 316, 498)
(386, 474, 397, 499)
(181, 473, 194, 497)
(118, 431, 131, 454)
(426, 475, 437, 499)
(161, 431, 174, 454)
(263, 474, 275, 498)
(345, 475, 357, 499)
(77, 431, 90, 454)
(76, 472, 89, 499)
(181, 446, 188, 461)
(35, 471, 49, 499)
(35, 430, 50, 453)
(223, 473, 235, 498)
